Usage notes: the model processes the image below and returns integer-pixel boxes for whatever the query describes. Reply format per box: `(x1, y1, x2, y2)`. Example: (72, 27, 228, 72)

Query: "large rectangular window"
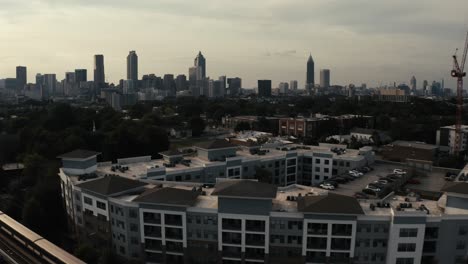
(399, 228, 418, 237)
(222, 218, 242, 231)
(397, 243, 416, 252)
(96, 201, 106, 210)
(332, 224, 353, 236)
(396, 258, 414, 264)
(331, 238, 352, 250)
(307, 237, 327, 249)
(245, 220, 265, 232)
(308, 223, 328, 235)
(83, 196, 93, 205)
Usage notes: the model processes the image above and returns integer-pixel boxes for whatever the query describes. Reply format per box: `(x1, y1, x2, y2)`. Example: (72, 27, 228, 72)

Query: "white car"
(393, 169, 407, 175)
(320, 183, 335, 190)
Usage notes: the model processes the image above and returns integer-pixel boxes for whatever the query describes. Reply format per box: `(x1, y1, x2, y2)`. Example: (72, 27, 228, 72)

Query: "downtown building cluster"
(58, 139, 468, 264)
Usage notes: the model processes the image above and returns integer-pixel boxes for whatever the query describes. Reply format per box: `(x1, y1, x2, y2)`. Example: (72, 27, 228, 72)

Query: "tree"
(75, 243, 99, 264)
(235, 122, 251, 132)
(254, 167, 272, 183)
(190, 117, 206, 137)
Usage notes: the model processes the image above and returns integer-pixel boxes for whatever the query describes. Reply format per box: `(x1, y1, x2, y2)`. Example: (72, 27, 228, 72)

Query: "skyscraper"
(94, 55, 105, 86)
(175, 75, 187, 92)
(410, 76, 417, 91)
(320, 69, 330, 88)
(290, 80, 298, 91)
(258, 80, 272, 97)
(306, 54, 315, 89)
(16, 66, 27, 90)
(227, 77, 242, 96)
(189, 66, 203, 86)
(75, 69, 87, 83)
(163, 74, 175, 96)
(423, 80, 429, 92)
(127, 51, 138, 82)
(194, 51, 206, 79)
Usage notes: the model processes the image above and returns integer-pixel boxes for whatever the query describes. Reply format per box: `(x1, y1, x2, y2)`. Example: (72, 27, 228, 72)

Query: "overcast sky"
(1, 0, 468, 88)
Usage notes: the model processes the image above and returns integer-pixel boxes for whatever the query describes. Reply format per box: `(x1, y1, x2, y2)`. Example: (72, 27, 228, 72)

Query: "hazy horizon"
(1, 0, 468, 89)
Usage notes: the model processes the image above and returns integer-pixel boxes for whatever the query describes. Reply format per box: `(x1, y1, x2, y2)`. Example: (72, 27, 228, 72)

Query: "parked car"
(324, 181, 339, 188)
(362, 188, 378, 196)
(459, 174, 466, 181)
(381, 177, 395, 183)
(406, 179, 421, 184)
(320, 183, 335, 190)
(354, 192, 370, 199)
(341, 175, 355, 181)
(363, 166, 373, 171)
(445, 174, 456, 181)
(366, 186, 381, 192)
(375, 180, 389, 185)
(393, 169, 407, 175)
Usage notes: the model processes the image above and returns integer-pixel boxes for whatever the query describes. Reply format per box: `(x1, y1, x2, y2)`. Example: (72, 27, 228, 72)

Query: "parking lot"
(326, 163, 410, 197)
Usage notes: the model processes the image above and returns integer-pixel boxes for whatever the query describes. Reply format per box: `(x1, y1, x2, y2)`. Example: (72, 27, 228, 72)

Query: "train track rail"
(0, 232, 42, 264)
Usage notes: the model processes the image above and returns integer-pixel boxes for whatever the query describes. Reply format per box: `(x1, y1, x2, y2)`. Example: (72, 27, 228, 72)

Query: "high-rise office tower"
(219, 76, 226, 92)
(410, 76, 417, 91)
(43, 74, 57, 96)
(194, 51, 206, 79)
(127, 51, 138, 82)
(290, 80, 298, 91)
(16, 66, 27, 90)
(320, 69, 330, 88)
(189, 66, 203, 87)
(65, 72, 76, 84)
(175, 75, 187, 91)
(423, 80, 428, 91)
(227, 77, 242, 96)
(258, 80, 272, 97)
(75, 69, 87, 83)
(279, 82, 289, 94)
(306, 55, 315, 89)
(94, 55, 105, 86)
(163, 74, 175, 96)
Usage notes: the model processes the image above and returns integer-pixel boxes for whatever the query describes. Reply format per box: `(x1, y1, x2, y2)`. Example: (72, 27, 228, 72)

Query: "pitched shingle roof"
(196, 140, 237, 150)
(77, 175, 146, 196)
(297, 193, 364, 215)
(442, 182, 468, 195)
(211, 180, 277, 199)
(133, 187, 199, 206)
(57, 149, 101, 159)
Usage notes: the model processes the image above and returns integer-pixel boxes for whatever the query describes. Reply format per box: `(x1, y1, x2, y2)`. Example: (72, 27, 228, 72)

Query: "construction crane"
(451, 31, 468, 155)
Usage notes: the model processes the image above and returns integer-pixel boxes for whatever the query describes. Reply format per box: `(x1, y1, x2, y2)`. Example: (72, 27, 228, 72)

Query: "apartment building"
(59, 159, 468, 264)
(436, 125, 468, 154)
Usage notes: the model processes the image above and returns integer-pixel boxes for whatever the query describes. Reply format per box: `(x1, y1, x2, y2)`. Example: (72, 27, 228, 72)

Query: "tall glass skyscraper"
(194, 51, 206, 79)
(127, 51, 138, 82)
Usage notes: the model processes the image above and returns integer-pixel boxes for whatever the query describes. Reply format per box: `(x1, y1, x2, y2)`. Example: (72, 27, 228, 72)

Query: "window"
(119, 246, 126, 255)
(324, 168, 329, 173)
(400, 228, 418, 237)
(96, 201, 106, 210)
(458, 226, 468, 235)
(315, 175, 320, 180)
(396, 258, 414, 264)
(129, 209, 137, 218)
(324, 160, 330, 165)
(397, 243, 416, 252)
(130, 223, 138, 232)
(315, 159, 321, 164)
(307, 237, 327, 249)
(331, 238, 351, 250)
(425, 227, 438, 239)
(456, 240, 466, 250)
(308, 223, 328, 235)
(332, 224, 353, 236)
(76, 205, 81, 212)
(130, 236, 139, 245)
(84, 196, 93, 205)
(315, 167, 320, 172)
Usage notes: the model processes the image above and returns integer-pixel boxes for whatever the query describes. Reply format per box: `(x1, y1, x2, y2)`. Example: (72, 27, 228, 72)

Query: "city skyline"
(1, 1, 467, 88)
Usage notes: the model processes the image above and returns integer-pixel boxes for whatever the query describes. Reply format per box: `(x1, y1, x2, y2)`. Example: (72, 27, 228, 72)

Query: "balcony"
(145, 238, 163, 251)
(246, 234, 265, 246)
(245, 247, 265, 260)
(144, 225, 162, 238)
(331, 238, 351, 250)
(222, 246, 242, 258)
(307, 237, 327, 250)
(222, 232, 242, 245)
(307, 223, 328, 235)
(165, 214, 183, 226)
(222, 219, 242, 231)
(143, 212, 161, 225)
(165, 227, 183, 240)
(245, 220, 265, 232)
(332, 224, 353, 236)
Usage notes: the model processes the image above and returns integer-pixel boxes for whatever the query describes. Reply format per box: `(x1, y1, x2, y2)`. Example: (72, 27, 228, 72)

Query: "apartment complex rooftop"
(58, 149, 101, 160)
